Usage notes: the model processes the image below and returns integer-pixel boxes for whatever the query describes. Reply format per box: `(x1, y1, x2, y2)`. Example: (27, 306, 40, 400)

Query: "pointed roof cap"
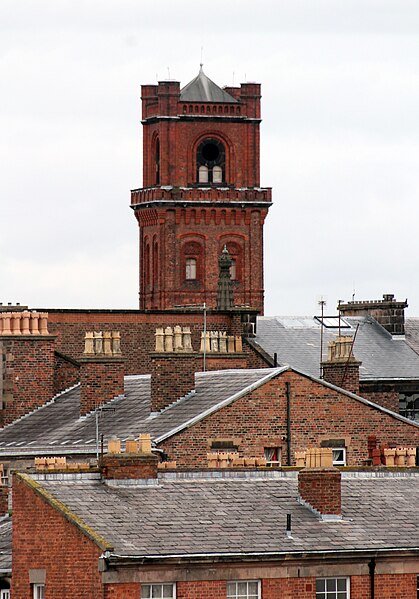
(180, 66, 238, 103)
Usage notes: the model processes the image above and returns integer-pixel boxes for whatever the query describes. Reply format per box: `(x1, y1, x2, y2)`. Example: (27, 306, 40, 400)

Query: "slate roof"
(180, 67, 238, 103)
(0, 369, 277, 456)
(0, 516, 12, 574)
(26, 471, 419, 559)
(253, 315, 419, 381)
(406, 318, 419, 355)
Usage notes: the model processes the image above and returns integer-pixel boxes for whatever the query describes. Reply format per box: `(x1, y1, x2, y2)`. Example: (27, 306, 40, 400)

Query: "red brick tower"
(131, 67, 272, 312)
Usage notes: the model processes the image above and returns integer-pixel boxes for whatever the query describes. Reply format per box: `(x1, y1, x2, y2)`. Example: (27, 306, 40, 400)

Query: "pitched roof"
(406, 317, 419, 355)
(253, 315, 419, 381)
(180, 66, 238, 103)
(0, 516, 12, 574)
(1, 364, 417, 458)
(0, 369, 276, 455)
(23, 471, 419, 559)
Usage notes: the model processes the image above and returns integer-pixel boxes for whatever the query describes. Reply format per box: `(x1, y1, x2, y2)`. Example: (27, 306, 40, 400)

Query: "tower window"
(155, 138, 160, 185)
(196, 138, 225, 184)
(198, 165, 209, 183)
(230, 258, 236, 280)
(213, 165, 222, 183)
(185, 258, 197, 280)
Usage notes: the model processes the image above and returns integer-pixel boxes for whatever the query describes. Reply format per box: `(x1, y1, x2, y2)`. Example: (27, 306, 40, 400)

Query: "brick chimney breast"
(321, 335, 361, 395)
(298, 467, 342, 520)
(79, 331, 124, 417)
(101, 434, 158, 480)
(338, 294, 408, 336)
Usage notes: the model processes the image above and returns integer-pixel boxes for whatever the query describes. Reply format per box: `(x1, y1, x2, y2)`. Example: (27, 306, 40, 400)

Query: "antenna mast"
(318, 296, 326, 378)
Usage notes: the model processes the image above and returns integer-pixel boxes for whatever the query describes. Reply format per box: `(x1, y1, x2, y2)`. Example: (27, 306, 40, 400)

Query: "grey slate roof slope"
(180, 67, 238, 103)
(254, 315, 419, 381)
(0, 516, 11, 574)
(406, 318, 419, 355)
(31, 472, 419, 558)
(0, 369, 276, 455)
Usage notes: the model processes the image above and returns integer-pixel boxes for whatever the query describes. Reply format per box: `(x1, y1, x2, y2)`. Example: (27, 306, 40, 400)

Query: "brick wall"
(53, 351, 80, 395)
(12, 474, 103, 598)
(79, 358, 124, 416)
(45, 310, 240, 375)
(151, 354, 200, 412)
(159, 370, 419, 467)
(104, 574, 418, 598)
(1, 337, 55, 425)
(359, 383, 399, 413)
(136, 205, 267, 311)
(298, 468, 341, 515)
(101, 453, 158, 480)
(322, 362, 360, 395)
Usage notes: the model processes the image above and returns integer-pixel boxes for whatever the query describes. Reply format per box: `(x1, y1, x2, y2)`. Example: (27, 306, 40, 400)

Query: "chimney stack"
(322, 335, 361, 395)
(338, 294, 407, 336)
(101, 433, 158, 480)
(0, 311, 55, 425)
(298, 467, 342, 520)
(151, 326, 200, 412)
(79, 331, 124, 416)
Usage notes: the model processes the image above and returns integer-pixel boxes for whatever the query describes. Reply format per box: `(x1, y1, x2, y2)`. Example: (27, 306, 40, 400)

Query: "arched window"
(196, 138, 225, 184)
(185, 258, 197, 280)
(182, 241, 202, 283)
(144, 241, 150, 287)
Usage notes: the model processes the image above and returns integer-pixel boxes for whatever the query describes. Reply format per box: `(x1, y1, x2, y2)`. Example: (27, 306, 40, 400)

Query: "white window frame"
(332, 448, 346, 466)
(0, 590, 10, 599)
(226, 580, 261, 599)
(185, 257, 197, 280)
(198, 165, 209, 183)
(316, 576, 350, 598)
(141, 583, 176, 598)
(264, 447, 281, 467)
(33, 584, 45, 599)
(212, 165, 222, 183)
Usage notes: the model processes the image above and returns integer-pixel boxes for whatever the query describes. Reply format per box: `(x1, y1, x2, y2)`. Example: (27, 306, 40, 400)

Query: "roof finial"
(200, 46, 204, 71)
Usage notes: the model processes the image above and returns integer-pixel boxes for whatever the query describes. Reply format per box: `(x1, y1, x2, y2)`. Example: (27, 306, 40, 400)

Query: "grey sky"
(1, 0, 419, 315)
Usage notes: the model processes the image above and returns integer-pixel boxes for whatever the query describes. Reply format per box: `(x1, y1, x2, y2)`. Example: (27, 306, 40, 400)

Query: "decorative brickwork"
(132, 73, 271, 311)
(298, 467, 342, 516)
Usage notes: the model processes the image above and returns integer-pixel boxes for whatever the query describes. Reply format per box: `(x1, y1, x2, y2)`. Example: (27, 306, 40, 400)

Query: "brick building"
(250, 296, 419, 417)
(2, 68, 419, 598)
(11, 449, 419, 598)
(0, 354, 418, 472)
(131, 67, 272, 311)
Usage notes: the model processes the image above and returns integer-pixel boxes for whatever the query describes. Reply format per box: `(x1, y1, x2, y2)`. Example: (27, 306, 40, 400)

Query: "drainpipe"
(286, 382, 291, 466)
(368, 557, 376, 599)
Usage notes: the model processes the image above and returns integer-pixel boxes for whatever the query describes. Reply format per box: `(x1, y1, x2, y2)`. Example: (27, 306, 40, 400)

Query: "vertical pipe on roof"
(286, 382, 291, 466)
